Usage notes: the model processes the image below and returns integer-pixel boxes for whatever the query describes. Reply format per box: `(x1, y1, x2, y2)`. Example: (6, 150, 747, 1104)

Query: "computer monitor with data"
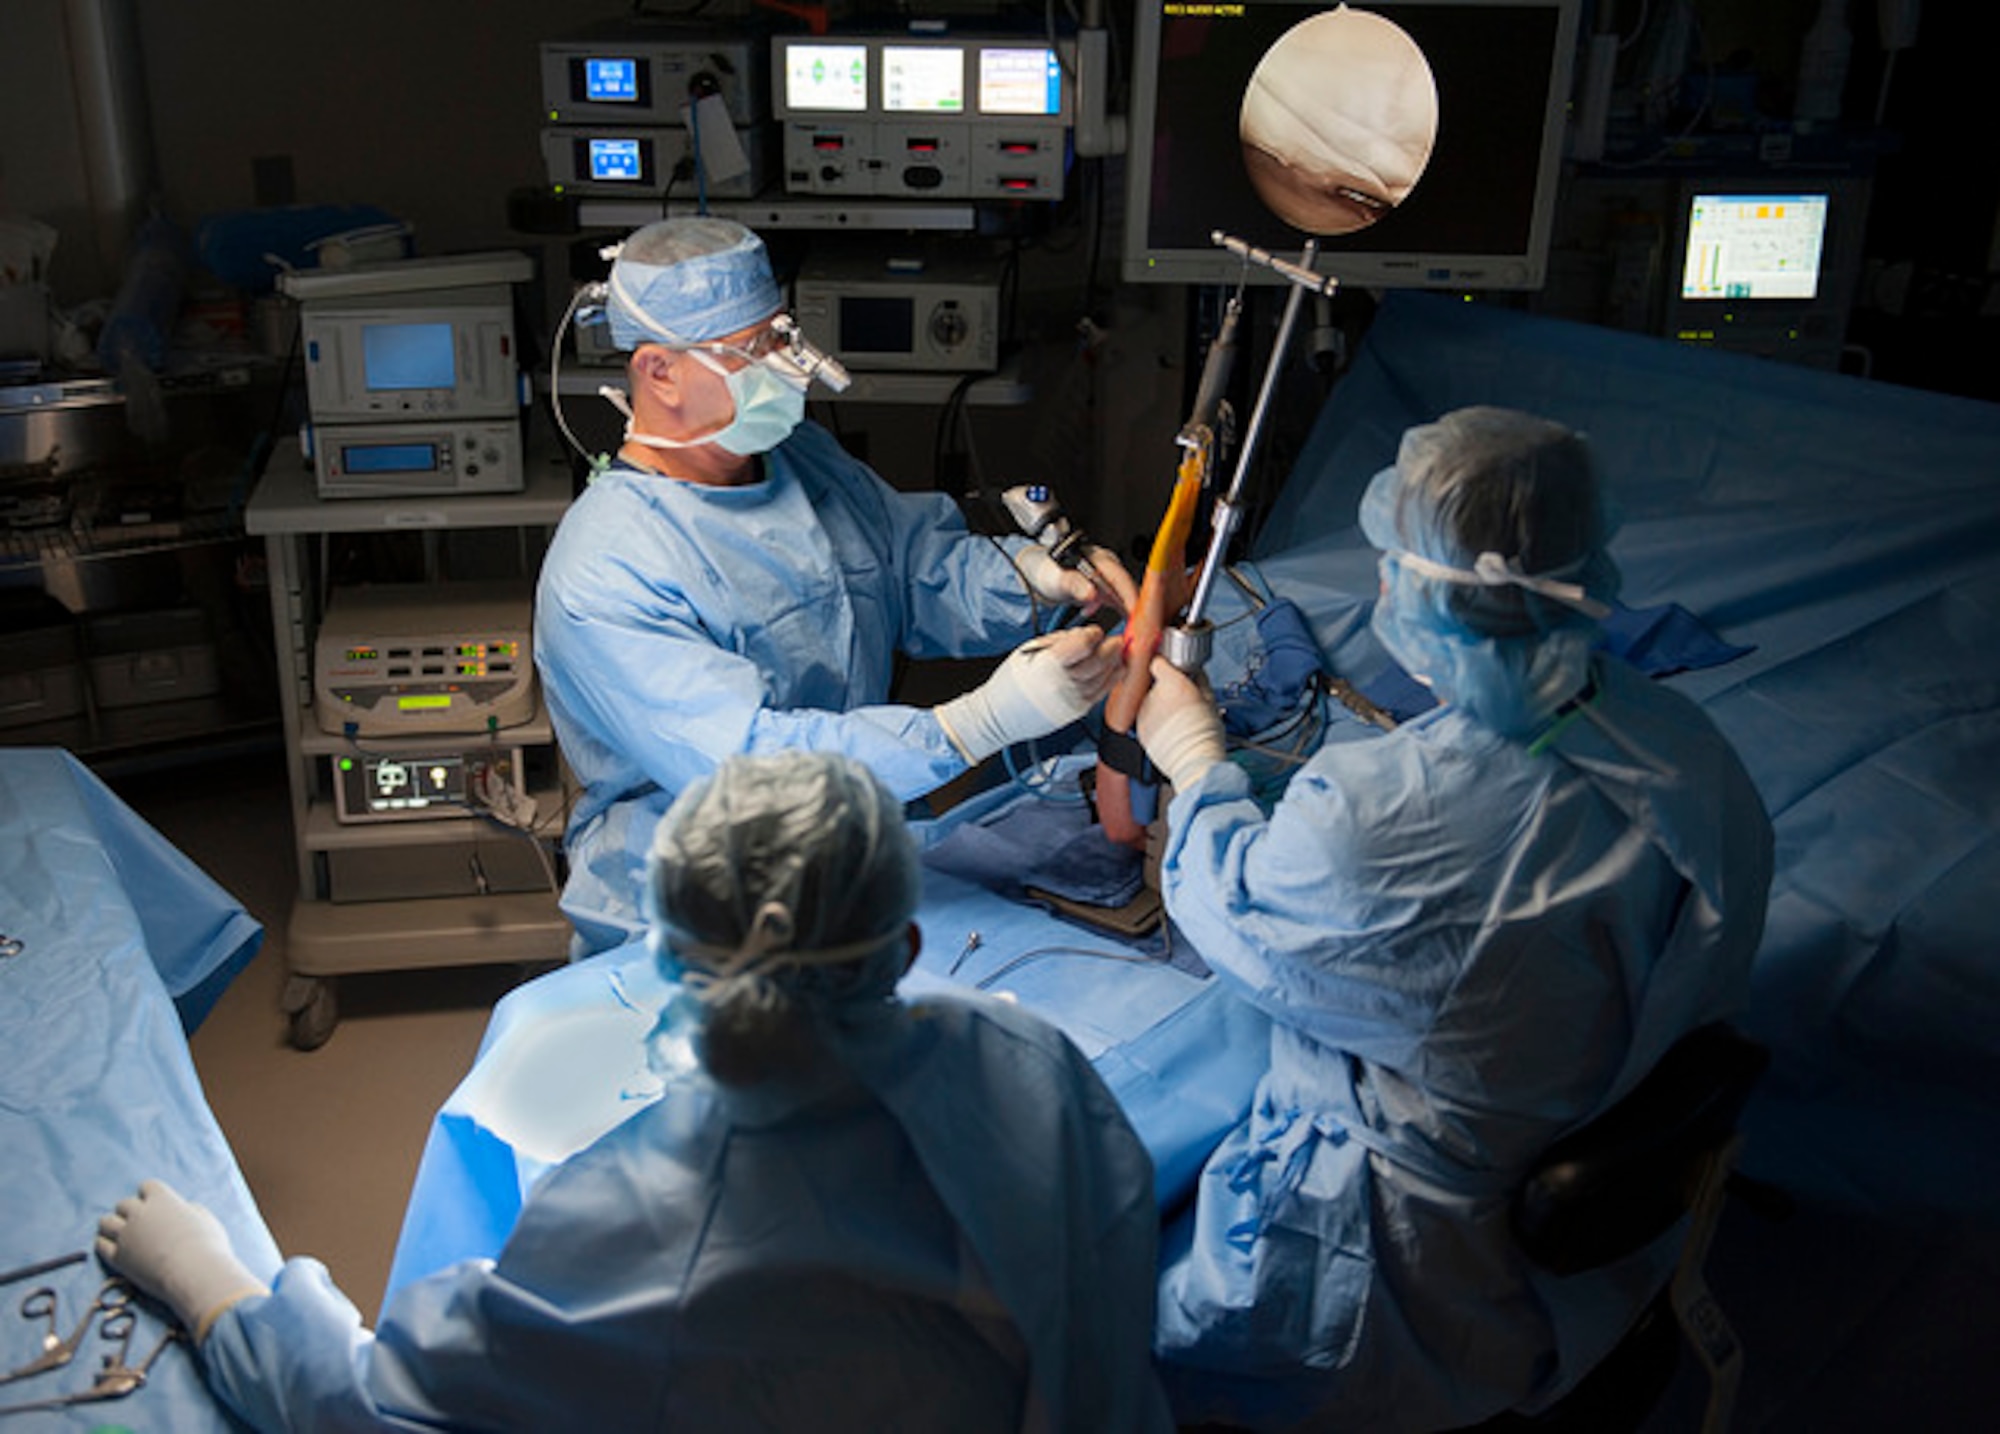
(1679, 192, 1830, 301)
(1662, 176, 1869, 369)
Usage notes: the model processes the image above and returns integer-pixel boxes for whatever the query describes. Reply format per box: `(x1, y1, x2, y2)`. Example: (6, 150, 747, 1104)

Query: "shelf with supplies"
(3, 369, 288, 770)
(244, 433, 577, 1049)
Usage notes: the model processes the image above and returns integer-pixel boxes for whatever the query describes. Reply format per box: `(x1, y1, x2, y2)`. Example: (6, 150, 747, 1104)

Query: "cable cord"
(547, 282, 608, 473)
(973, 940, 1169, 991)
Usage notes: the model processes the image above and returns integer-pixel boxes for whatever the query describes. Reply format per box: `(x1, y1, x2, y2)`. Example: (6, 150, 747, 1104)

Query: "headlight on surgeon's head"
(766, 314, 851, 394)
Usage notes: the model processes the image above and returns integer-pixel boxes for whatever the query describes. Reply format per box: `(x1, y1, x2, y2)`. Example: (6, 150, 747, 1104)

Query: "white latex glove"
(97, 1180, 270, 1343)
(1014, 544, 1138, 617)
(935, 625, 1122, 764)
(1136, 657, 1226, 792)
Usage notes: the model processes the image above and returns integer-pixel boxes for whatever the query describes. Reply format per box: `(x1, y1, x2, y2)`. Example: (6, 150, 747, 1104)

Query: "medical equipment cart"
(246, 438, 574, 1049)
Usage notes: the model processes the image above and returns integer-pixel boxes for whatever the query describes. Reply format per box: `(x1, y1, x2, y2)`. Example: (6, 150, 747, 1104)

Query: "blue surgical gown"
(535, 424, 1041, 957)
(1152, 656, 1774, 1432)
(198, 990, 1174, 1433)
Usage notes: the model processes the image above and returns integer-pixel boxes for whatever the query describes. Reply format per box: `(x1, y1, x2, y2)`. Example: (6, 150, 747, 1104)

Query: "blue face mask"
(686, 347, 807, 455)
(611, 347, 807, 460)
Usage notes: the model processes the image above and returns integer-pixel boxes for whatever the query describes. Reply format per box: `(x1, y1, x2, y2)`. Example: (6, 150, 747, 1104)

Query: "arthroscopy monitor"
(1679, 192, 1830, 301)
(1123, 0, 1581, 290)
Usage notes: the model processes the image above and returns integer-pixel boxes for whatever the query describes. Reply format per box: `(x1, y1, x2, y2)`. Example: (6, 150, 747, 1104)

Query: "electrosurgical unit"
(313, 583, 536, 737)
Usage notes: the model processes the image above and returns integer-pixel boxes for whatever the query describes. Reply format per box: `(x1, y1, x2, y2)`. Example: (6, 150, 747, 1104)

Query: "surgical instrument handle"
(0, 1253, 85, 1289)
(1180, 295, 1241, 446)
(1210, 230, 1339, 297)
(1001, 484, 1124, 617)
(1182, 236, 1321, 639)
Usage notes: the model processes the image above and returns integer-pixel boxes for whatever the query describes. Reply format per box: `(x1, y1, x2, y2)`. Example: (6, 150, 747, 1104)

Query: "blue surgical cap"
(603, 217, 783, 351)
(1360, 406, 1621, 738)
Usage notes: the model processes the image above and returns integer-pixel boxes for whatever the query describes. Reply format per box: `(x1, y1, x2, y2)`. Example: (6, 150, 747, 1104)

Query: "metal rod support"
(1183, 239, 1319, 632)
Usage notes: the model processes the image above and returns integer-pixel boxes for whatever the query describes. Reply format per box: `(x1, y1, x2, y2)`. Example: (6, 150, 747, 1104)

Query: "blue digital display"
(362, 323, 455, 391)
(585, 57, 638, 103)
(588, 138, 644, 182)
(342, 443, 440, 474)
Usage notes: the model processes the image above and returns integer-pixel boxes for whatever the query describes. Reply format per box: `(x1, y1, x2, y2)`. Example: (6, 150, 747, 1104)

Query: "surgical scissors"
(0, 1278, 130, 1385)
(0, 1306, 179, 1416)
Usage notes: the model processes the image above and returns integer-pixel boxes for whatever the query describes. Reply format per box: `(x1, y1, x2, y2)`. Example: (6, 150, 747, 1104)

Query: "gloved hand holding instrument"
(1100, 233, 1334, 847)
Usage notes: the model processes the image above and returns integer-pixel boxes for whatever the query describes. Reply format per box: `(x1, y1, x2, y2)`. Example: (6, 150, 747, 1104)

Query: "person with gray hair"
(1130, 407, 1774, 1430)
(98, 750, 1174, 1431)
(537, 216, 1135, 959)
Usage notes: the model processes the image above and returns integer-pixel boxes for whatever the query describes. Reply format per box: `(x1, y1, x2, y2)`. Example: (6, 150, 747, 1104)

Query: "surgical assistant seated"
(97, 751, 1172, 1433)
(536, 216, 1132, 959)
(1133, 409, 1776, 1431)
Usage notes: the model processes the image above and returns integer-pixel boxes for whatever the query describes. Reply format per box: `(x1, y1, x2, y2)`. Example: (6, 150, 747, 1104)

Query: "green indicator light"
(398, 694, 454, 711)
(339, 757, 354, 772)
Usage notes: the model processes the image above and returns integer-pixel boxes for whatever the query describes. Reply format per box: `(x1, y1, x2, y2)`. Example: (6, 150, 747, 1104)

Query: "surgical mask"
(602, 347, 806, 458)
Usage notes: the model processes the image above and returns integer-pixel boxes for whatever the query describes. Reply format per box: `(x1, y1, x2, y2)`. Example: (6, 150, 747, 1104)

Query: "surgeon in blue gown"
(536, 217, 1134, 958)
(98, 749, 1175, 1433)
(1131, 407, 1775, 1431)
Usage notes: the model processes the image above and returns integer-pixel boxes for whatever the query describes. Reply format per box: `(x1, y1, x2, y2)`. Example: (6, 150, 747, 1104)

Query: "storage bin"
(86, 607, 220, 709)
(0, 624, 85, 729)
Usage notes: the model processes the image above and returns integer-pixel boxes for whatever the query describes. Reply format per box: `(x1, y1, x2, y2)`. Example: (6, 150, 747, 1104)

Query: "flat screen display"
(587, 137, 645, 182)
(362, 323, 454, 390)
(1124, 1, 1579, 289)
(882, 45, 966, 113)
(979, 47, 1062, 116)
(1680, 193, 1829, 301)
(785, 42, 869, 112)
(584, 57, 639, 103)
(838, 296, 916, 353)
(341, 443, 441, 475)
(363, 755, 464, 812)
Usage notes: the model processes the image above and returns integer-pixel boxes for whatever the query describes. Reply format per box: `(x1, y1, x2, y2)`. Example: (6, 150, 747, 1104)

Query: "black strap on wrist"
(1097, 725, 1155, 781)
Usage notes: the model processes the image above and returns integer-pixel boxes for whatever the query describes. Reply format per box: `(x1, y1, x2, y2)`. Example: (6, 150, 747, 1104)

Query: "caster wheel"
(282, 975, 338, 1051)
